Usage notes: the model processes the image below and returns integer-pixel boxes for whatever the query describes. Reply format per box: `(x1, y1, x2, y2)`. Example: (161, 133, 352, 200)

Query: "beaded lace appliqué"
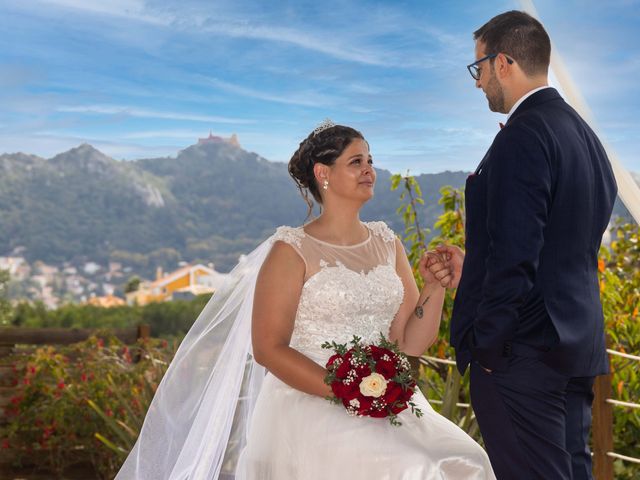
(272, 226, 304, 249)
(290, 260, 404, 359)
(364, 221, 396, 243)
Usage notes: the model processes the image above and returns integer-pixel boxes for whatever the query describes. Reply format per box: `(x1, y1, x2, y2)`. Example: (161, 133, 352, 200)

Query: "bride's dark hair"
(288, 124, 364, 217)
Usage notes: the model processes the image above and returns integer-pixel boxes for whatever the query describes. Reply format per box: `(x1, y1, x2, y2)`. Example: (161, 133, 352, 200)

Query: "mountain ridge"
(1, 142, 635, 275)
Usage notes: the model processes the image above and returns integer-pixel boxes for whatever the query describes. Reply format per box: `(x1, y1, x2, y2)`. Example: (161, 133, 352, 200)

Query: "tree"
(124, 276, 141, 294)
(0, 269, 13, 326)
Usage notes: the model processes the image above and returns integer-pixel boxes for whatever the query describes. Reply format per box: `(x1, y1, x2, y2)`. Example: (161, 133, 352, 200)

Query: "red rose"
(354, 364, 371, 378)
(375, 358, 396, 378)
(336, 358, 351, 378)
(326, 353, 341, 368)
(383, 382, 403, 405)
(368, 345, 391, 361)
(390, 402, 408, 415)
(357, 395, 374, 413)
(369, 408, 388, 418)
(333, 380, 359, 401)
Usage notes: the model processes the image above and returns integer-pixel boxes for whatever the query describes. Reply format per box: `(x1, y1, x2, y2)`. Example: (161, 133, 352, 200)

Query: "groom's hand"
(433, 245, 465, 288)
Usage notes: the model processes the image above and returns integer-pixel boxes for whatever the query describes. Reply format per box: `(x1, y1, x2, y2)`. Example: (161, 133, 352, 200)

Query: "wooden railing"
(592, 348, 640, 479)
(420, 346, 640, 480)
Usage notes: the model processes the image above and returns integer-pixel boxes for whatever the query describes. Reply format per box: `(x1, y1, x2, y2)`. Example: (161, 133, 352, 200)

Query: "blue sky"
(1, 0, 638, 174)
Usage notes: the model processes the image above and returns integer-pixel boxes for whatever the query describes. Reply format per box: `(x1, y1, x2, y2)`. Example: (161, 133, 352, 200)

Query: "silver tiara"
(312, 118, 336, 136)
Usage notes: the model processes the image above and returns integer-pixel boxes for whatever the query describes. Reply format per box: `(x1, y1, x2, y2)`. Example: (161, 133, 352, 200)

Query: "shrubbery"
(9, 294, 211, 338)
(1, 335, 175, 479)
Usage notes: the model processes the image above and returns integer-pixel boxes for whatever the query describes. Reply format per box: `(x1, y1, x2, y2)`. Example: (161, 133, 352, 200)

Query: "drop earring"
(323, 180, 329, 190)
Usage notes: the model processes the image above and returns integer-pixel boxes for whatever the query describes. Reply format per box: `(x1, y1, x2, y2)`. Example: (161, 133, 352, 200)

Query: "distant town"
(0, 251, 230, 309)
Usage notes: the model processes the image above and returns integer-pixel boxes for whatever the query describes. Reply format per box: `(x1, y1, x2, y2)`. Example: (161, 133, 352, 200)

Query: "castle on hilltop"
(198, 131, 240, 147)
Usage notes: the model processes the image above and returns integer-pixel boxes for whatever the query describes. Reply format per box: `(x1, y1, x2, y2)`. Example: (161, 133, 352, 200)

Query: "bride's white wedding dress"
(235, 221, 495, 479)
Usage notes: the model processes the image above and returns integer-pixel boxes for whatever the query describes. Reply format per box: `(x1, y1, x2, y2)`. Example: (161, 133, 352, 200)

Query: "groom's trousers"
(469, 355, 595, 480)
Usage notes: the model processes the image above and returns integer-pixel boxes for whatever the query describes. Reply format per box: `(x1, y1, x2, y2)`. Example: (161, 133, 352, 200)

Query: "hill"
(0, 142, 467, 274)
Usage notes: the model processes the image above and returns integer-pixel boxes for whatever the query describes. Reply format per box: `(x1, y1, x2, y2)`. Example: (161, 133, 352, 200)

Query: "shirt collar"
(506, 85, 552, 121)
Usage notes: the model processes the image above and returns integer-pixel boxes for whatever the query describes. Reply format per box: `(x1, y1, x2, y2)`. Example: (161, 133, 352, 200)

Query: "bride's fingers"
(428, 259, 448, 274)
(438, 272, 453, 287)
(424, 252, 442, 264)
(433, 268, 450, 281)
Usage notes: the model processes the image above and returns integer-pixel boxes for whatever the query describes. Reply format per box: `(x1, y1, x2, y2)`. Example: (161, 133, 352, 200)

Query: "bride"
(116, 121, 495, 479)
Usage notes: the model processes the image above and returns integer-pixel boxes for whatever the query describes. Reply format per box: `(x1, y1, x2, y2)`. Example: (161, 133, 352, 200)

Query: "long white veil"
(520, 0, 640, 224)
(115, 235, 273, 480)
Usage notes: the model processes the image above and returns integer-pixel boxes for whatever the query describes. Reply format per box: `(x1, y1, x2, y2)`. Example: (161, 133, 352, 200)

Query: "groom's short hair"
(474, 10, 551, 77)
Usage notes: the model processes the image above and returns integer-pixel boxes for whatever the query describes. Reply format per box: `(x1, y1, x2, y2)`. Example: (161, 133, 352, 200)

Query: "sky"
(0, 0, 638, 174)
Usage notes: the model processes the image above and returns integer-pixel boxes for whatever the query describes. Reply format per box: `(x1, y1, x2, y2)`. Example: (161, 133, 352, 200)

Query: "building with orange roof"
(125, 264, 226, 306)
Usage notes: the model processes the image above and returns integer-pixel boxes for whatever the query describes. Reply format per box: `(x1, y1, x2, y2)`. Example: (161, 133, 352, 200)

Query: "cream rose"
(359, 373, 388, 398)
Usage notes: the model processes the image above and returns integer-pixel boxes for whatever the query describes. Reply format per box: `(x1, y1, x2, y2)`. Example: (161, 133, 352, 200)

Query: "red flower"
(327, 353, 341, 367)
(368, 345, 387, 360)
(42, 426, 55, 440)
(1, 439, 9, 449)
(57, 380, 65, 390)
(81, 372, 88, 382)
(332, 381, 359, 401)
(375, 358, 396, 378)
(369, 409, 389, 418)
(382, 383, 403, 405)
(106, 408, 113, 417)
(335, 358, 351, 378)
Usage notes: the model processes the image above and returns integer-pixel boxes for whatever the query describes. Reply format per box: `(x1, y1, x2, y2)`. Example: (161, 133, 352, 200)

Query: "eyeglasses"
(466, 53, 513, 80)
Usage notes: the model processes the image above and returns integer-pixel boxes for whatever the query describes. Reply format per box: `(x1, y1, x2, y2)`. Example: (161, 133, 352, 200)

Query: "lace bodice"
(272, 222, 405, 363)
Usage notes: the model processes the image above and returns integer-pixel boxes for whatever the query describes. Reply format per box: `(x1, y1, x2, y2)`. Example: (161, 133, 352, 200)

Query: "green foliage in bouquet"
(0, 334, 175, 479)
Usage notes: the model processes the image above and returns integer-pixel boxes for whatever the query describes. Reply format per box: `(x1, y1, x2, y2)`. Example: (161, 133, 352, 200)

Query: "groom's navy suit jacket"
(451, 88, 617, 376)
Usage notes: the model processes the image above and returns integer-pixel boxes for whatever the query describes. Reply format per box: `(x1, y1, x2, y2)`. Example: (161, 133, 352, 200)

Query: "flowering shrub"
(0, 333, 175, 479)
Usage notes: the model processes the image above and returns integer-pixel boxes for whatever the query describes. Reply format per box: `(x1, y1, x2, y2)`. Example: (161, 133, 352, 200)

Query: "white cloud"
(203, 77, 342, 108)
(35, 0, 169, 25)
(123, 129, 225, 140)
(57, 105, 255, 124)
(29, 0, 436, 68)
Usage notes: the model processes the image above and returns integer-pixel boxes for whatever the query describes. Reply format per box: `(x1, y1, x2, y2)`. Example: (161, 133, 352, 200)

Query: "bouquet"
(322, 334, 423, 426)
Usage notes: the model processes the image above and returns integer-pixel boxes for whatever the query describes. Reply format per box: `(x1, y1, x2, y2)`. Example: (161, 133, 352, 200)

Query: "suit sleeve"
(470, 124, 552, 371)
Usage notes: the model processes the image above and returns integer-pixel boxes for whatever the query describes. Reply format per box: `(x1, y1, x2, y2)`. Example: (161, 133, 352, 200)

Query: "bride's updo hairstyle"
(288, 124, 364, 217)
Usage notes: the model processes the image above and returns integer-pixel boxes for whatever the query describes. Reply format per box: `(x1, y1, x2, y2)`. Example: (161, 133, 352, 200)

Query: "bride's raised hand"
(418, 251, 449, 288)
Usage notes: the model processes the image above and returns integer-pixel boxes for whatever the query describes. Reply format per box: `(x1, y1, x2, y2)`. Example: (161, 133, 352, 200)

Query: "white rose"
(359, 373, 388, 398)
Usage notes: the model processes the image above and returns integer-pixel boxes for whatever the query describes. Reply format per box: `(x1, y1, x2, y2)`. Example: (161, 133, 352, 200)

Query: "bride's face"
(326, 138, 376, 204)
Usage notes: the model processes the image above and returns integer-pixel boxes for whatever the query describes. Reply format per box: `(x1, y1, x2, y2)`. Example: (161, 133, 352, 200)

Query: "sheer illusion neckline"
(302, 223, 372, 249)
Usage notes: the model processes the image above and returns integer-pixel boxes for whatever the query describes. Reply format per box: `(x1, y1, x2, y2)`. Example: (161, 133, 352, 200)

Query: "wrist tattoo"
(414, 294, 431, 319)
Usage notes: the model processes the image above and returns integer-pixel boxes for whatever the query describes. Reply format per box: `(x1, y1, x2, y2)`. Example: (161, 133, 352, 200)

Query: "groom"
(432, 11, 617, 480)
